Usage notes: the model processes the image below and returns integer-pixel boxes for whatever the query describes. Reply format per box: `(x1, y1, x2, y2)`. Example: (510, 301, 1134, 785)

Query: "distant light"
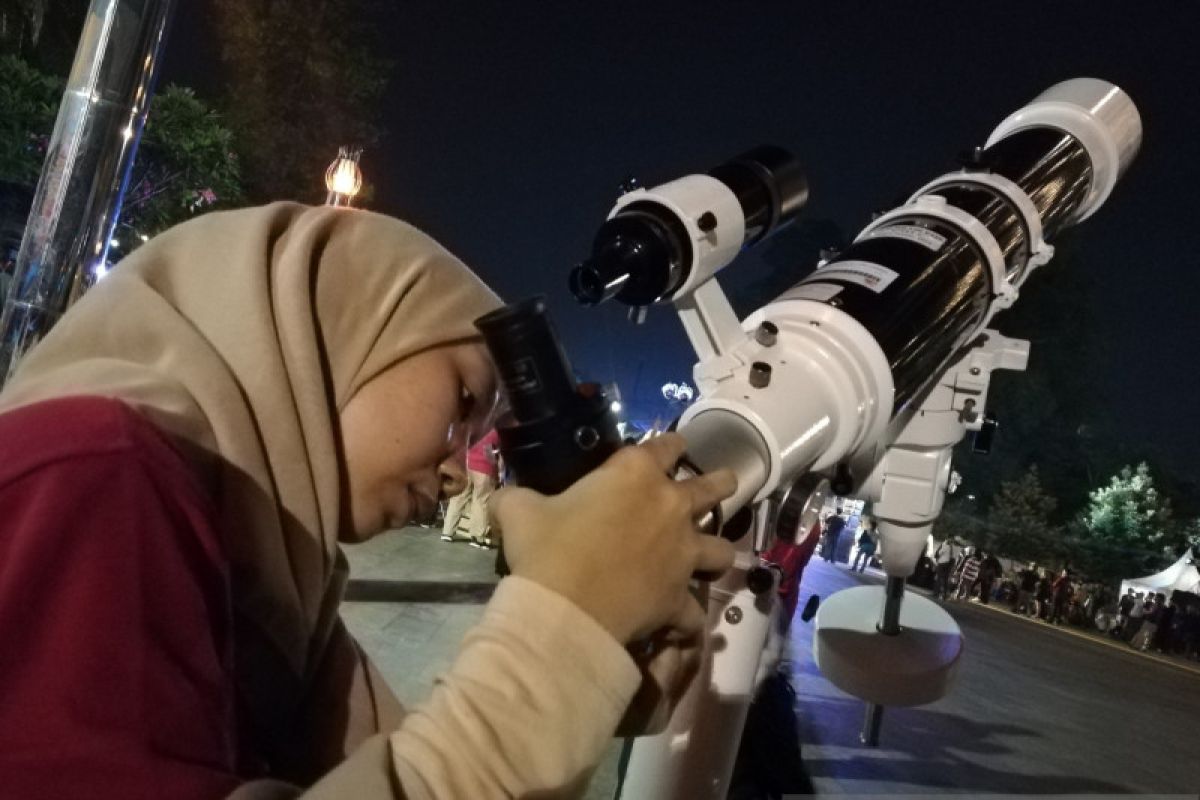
(662, 381, 695, 403)
(109, 238, 120, 248)
(94, 262, 110, 280)
(610, 401, 623, 413)
(138, 233, 149, 242)
(325, 146, 364, 207)
(967, 494, 976, 501)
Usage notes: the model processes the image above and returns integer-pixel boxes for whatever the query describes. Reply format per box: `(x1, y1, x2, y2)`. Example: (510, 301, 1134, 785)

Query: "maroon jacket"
(0, 397, 241, 799)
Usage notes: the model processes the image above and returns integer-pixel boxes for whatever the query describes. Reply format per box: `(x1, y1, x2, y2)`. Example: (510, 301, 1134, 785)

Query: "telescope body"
(679, 79, 1142, 518)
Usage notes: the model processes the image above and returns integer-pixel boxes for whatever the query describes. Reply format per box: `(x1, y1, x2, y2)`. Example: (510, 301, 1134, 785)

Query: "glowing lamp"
(325, 146, 363, 207)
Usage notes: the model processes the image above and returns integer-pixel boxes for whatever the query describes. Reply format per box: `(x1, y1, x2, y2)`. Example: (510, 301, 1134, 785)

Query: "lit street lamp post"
(325, 147, 363, 207)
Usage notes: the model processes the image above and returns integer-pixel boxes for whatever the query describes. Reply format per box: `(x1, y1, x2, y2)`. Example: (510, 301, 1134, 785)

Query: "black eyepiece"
(474, 296, 577, 423)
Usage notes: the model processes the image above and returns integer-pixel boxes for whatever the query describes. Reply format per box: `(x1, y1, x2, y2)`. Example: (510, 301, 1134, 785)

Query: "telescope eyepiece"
(474, 296, 578, 423)
(570, 145, 808, 308)
(569, 208, 686, 306)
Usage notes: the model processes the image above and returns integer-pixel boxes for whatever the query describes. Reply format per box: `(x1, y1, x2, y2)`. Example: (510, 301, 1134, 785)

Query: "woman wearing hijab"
(0, 203, 735, 798)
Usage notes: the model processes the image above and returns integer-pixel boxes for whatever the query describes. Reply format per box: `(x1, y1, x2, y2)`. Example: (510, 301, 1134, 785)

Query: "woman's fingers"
(693, 533, 736, 575)
(682, 468, 737, 516)
(636, 432, 688, 473)
(671, 591, 708, 639)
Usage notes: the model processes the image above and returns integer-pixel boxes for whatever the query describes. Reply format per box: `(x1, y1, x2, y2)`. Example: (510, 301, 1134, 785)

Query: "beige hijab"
(0, 202, 501, 775)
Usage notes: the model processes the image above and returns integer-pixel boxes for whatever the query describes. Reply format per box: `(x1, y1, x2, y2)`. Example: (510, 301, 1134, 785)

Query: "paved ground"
(340, 527, 625, 799)
(789, 559, 1200, 796)
(342, 528, 1200, 797)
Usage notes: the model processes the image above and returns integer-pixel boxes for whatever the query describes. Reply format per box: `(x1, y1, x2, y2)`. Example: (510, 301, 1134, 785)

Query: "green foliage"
(987, 465, 1062, 564)
(1073, 462, 1177, 583)
(0, 52, 61, 183)
(0, 56, 242, 251)
(931, 495, 987, 550)
(211, 0, 393, 204)
(120, 85, 243, 240)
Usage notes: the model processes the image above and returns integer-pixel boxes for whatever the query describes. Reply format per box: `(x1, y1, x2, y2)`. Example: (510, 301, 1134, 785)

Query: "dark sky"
(164, 2, 1200, 474)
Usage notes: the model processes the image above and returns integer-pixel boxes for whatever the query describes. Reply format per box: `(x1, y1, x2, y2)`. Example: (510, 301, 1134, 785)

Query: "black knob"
(746, 565, 775, 596)
(831, 462, 854, 496)
(749, 362, 772, 389)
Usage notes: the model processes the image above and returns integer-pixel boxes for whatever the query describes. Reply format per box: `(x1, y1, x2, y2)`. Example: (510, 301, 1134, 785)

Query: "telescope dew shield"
(570, 146, 808, 307)
(474, 297, 622, 496)
(776, 78, 1140, 414)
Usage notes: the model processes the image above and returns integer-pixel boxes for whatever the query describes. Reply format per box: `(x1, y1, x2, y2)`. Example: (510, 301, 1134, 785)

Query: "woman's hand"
(489, 433, 736, 645)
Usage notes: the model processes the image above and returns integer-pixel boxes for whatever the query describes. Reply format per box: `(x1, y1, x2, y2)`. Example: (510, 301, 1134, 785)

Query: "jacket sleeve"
(301, 576, 641, 799)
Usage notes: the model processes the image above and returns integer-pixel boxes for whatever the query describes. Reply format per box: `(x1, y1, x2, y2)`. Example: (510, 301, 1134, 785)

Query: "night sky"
(164, 2, 1200, 475)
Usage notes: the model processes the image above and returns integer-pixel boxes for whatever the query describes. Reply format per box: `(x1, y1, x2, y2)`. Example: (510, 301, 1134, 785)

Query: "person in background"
(954, 549, 981, 601)
(761, 517, 821, 632)
(1180, 605, 1200, 661)
(441, 427, 500, 548)
(1114, 588, 1138, 638)
(1015, 563, 1039, 616)
(1123, 591, 1147, 642)
(851, 517, 878, 573)
(1153, 596, 1178, 653)
(977, 551, 1002, 606)
(1133, 593, 1164, 651)
(932, 537, 960, 600)
(821, 508, 847, 564)
(1049, 569, 1073, 624)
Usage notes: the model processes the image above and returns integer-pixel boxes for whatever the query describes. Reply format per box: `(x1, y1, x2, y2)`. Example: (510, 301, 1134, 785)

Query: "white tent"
(1120, 548, 1200, 598)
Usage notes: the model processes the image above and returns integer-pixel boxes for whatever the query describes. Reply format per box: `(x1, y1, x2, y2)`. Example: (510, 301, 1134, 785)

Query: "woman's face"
(337, 340, 498, 542)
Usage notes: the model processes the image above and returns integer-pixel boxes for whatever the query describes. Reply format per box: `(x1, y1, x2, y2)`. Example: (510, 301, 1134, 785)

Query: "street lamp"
(325, 146, 363, 207)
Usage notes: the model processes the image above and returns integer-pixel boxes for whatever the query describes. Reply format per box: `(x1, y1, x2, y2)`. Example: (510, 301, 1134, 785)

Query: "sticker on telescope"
(814, 260, 899, 293)
(862, 224, 947, 251)
(780, 282, 843, 303)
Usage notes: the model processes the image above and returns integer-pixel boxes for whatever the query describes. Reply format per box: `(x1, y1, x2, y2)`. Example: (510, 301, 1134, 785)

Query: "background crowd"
(929, 539, 1200, 660)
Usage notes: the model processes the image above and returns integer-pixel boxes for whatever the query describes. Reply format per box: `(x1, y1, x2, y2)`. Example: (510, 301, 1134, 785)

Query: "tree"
(986, 465, 1061, 564)
(1074, 462, 1176, 583)
(211, 0, 393, 204)
(931, 494, 987, 550)
(0, 53, 60, 184)
(0, 56, 242, 254)
(117, 85, 243, 243)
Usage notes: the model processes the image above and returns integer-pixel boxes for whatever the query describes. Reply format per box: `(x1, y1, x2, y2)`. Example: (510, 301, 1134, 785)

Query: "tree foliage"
(0, 56, 242, 250)
(210, 0, 393, 204)
(986, 465, 1061, 564)
(0, 52, 60, 183)
(119, 85, 243, 241)
(1073, 462, 1177, 583)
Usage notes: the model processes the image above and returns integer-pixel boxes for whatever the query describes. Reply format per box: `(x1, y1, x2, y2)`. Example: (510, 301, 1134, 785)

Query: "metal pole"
(0, 0, 176, 384)
(861, 575, 905, 746)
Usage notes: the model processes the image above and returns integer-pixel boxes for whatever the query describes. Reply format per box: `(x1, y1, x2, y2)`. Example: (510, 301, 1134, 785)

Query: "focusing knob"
(746, 565, 775, 596)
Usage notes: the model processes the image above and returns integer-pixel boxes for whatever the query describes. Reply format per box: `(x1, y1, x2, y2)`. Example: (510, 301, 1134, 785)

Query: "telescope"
(480, 78, 1141, 799)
